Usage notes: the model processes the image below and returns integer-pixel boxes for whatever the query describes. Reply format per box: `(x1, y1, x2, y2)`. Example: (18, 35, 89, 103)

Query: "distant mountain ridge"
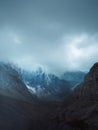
(0, 62, 85, 102)
(62, 71, 86, 88)
(22, 68, 72, 101)
(22, 68, 86, 101)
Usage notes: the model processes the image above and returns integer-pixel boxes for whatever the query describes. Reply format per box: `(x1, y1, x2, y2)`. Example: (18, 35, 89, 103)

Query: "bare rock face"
(55, 63, 98, 129)
(73, 62, 98, 100)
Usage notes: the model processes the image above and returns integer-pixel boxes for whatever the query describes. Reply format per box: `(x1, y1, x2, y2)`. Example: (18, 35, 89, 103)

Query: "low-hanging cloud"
(0, 27, 98, 75)
(0, 0, 98, 75)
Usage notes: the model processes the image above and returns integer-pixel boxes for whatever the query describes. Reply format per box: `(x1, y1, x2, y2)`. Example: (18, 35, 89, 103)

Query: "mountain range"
(22, 68, 85, 101)
(1, 62, 97, 130)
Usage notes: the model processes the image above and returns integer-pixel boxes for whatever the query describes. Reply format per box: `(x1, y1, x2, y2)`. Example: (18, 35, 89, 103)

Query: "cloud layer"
(0, 0, 98, 75)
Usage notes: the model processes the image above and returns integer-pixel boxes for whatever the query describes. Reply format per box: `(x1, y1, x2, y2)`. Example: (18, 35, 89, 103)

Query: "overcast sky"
(0, 0, 98, 75)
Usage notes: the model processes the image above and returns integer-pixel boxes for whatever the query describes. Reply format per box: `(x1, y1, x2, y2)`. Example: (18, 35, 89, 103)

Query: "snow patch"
(26, 85, 36, 93)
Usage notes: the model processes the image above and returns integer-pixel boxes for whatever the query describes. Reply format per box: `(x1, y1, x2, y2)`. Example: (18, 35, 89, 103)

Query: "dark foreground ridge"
(53, 62, 98, 129)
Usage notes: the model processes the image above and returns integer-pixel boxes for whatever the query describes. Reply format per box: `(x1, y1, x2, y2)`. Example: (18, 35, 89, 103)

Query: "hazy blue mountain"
(22, 68, 71, 101)
(62, 71, 86, 88)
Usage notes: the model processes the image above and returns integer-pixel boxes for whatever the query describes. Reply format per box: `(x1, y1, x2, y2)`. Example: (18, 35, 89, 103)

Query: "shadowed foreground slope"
(53, 63, 98, 129)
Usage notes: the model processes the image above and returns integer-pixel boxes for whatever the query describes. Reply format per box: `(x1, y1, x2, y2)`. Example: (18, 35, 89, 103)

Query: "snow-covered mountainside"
(22, 68, 71, 101)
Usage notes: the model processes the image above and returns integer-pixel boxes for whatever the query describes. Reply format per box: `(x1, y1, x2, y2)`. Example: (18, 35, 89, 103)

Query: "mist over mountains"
(62, 71, 86, 88)
(21, 67, 85, 101)
(0, 61, 86, 101)
(0, 61, 98, 130)
(22, 68, 71, 101)
(0, 61, 87, 130)
(0, 0, 98, 129)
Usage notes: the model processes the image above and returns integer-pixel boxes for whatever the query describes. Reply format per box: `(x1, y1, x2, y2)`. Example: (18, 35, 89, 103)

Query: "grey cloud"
(0, 0, 98, 75)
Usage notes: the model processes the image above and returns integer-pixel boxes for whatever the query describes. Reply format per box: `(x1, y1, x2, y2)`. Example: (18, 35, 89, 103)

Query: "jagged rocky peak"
(85, 62, 98, 82)
(55, 63, 98, 129)
(22, 68, 72, 101)
(90, 62, 98, 72)
(71, 62, 98, 99)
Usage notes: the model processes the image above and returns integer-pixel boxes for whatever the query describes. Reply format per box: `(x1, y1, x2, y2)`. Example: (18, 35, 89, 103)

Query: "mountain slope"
(22, 68, 71, 101)
(53, 63, 98, 129)
(0, 63, 63, 130)
(0, 62, 36, 101)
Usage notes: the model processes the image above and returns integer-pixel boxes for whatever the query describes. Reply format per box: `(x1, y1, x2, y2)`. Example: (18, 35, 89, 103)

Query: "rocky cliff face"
(73, 62, 98, 100)
(53, 63, 98, 129)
